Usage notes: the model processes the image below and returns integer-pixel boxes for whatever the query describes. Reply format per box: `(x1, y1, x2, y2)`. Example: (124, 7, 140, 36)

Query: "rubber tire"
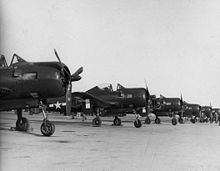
(179, 118, 184, 124)
(134, 119, 142, 128)
(190, 118, 195, 124)
(155, 118, 161, 124)
(92, 117, 102, 127)
(113, 118, 122, 126)
(145, 117, 151, 124)
(16, 117, 30, 131)
(40, 120, 55, 136)
(172, 118, 177, 125)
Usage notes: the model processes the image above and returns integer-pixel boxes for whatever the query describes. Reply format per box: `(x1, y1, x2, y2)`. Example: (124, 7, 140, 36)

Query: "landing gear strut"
(92, 108, 102, 127)
(134, 112, 142, 128)
(40, 102, 55, 136)
(16, 109, 30, 131)
(113, 116, 122, 126)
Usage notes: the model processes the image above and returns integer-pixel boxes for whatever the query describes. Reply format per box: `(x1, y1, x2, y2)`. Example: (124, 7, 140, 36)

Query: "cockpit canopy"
(97, 83, 113, 92)
(0, 55, 8, 68)
(9, 54, 27, 67)
(96, 83, 126, 92)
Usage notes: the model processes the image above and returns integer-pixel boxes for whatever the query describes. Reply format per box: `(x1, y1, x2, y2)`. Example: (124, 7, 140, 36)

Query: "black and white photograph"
(1, 0, 220, 170)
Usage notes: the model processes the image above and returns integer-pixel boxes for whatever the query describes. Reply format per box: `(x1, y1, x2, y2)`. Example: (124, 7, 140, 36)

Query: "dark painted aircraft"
(146, 94, 184, 125)
(211, 108, 220, 123)
(0, 50, 83, 136)
(71, 83, 150, 128)
(200, 106, 212, 123)
(182, 102, 201, 123)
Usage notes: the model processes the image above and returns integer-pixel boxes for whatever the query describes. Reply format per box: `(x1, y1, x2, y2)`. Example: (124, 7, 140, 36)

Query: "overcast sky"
(1, 0, 220, 107)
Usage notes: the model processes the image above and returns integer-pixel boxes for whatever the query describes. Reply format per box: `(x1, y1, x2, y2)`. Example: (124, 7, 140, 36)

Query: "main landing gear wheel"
(113, 117, 122, 126)
(179, 117, 184, 124)
(145, 117, 151, 124)
(16, 117, 30, 131)
(92, 117, 102, 127)
(134, 119, 142, 128)
(172, 118, 177, 125)
(155, 117, 161, 124)
(40, 120, 55, 136)
(190, 118, 195, 124)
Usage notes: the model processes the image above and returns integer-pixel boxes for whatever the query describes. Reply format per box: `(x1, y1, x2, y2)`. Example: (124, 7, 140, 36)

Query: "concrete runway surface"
(0, 111, 220, 171)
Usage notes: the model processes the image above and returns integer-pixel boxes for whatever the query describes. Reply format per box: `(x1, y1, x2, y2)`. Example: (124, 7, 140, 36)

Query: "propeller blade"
(71, 75, 82, 82)
(72, 67, 83, 77)
(65, 83, 72, 116)
(180, 94, 184, 117)
(54, 49, 62, 64)
(71, 67, 83, 81)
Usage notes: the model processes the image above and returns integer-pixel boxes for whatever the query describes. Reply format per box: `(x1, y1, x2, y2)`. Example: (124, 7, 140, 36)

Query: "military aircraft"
(182, 102, 201, 123)
(211, 108, 220, 123)
(200, 106, 212, 123)
(71, 83, 150, 128)
(145, 94, 184, 125)
(0, 50, 83, 136)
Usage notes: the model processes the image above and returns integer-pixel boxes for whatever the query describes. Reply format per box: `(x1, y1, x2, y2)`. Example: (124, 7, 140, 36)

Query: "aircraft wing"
(72, 92, 118, 108)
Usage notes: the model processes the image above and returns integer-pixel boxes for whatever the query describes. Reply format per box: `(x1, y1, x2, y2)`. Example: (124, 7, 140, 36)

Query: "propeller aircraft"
(0, 50, 83, 136)
(182, 102, 201, 123)
(146, 94, 184, 125)
(71, 83, 150, 128)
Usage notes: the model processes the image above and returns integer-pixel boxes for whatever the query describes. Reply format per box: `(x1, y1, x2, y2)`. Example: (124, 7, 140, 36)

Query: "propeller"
(54, 49, 83, 116)
(144, 79, 151, 114)
(71, 67, 83, 81)
(180, 94, 183, 117)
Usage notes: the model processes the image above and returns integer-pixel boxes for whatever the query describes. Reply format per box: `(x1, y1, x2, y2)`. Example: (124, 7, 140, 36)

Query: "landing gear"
(155, 117, 161, 124)
(92, 117, 102, 127)
(134, 119, 142, 128)
(16, 109, 30, 131)
(16, 117, 30, 131)
(190, 118, 196, 124)
(172, 117, 177, 125)
(145, 117, 151, 124)
(113, 116, 122, 126)
(179, 117, 184, 124)
(41, 119, 55, 136)
(133, 111, 142, 128)
(40, 102, 55, 136)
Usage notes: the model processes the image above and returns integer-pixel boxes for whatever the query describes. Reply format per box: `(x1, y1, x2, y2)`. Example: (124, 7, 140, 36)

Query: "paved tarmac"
(0, 111, 220, 171)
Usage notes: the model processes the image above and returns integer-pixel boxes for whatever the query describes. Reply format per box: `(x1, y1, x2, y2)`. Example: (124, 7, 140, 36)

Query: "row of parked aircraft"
(1, 50, 219, 136)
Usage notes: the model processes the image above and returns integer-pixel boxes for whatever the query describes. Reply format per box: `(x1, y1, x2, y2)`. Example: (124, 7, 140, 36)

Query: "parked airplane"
(146, 94, 184, 125)
(0, 50, 83, 136)
(71, 83, 150, 128)
(182, 102, 201, 123)
(201, 106, 212, 123)
(211, 108, 220, 123)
